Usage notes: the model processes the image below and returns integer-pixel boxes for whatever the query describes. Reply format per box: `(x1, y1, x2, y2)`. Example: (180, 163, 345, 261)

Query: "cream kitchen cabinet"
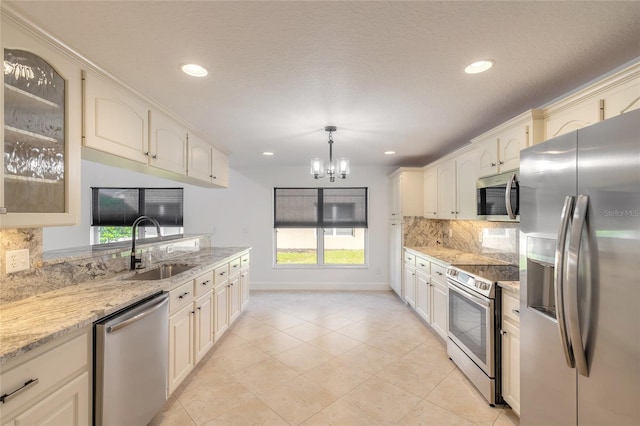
(389, 220, 403, 298)
(168, 270, 215, 395)
(543, 62, 639, 139)
(454, 150, 480, 220)
(0, 328, 91, 426)
(430, 263, 449, 341)
(1, 15, 81, 228)
(475, 109, 544, 178)
(434, 150, 479, 220)
(389, 168, 424, 219)
(501, 290, 521, 415)
(403, 250, 417, 307)
(436, 160, 456, 219)
(240, 253, 251, 310)
(187, 133, 229, 188)
(415, 263, 430, 323)
(148, 108, 188, 175)
(83, 70, 149, 163)
(422, 166, 437, 217)
(406, 249, 449, 341)
(213, 279, 230, 341)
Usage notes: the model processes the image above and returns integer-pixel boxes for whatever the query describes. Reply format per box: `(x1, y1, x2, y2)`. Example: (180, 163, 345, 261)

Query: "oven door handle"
(447, 280, 491, 307)
(505, 173, 518, 220)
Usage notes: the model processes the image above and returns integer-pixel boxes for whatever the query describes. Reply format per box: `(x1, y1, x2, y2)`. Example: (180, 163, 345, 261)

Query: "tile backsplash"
(403, 217, 518, 264)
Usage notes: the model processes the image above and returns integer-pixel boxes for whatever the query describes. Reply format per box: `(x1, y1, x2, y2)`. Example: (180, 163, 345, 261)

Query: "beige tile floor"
(150, 291, 520, 426)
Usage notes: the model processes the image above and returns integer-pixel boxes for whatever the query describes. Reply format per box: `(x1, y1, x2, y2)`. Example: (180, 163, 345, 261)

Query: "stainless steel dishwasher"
(94, 292, 169, 426)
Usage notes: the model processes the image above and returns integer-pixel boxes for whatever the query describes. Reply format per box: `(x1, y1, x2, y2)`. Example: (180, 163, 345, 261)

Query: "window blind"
(91, 187, 184, 227)
(274, 187, 368, 228)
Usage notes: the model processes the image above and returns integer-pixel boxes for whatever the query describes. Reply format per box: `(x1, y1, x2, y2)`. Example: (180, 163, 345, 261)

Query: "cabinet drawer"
(214, 264, 229, 284)
(169, 281, 194, 314)
(194, 271, 214, 298)
(503, 292, 520, 325)
(431, 263, 447, 280)
(229, 257, 241, 276)
(0, 330, 89, 416)
(404, 251, 416, 266)
(241, 254, 250, 268)
(415, 256, 430, 274)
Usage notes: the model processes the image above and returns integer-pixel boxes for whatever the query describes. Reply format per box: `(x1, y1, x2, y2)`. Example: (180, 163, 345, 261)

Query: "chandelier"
(310, 126, 350, 182)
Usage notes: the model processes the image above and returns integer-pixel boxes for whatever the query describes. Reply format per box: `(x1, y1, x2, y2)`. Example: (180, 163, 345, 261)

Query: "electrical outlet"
(448, 229, 453, 238)
(6, 249, 30, 274)
(478, 232, 483, 243)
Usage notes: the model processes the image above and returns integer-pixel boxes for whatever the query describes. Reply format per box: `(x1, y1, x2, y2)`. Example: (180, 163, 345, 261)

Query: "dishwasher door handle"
(107, 296, 169, 334)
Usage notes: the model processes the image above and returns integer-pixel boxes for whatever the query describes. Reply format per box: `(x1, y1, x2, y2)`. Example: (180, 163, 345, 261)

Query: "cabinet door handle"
(499, 161, 504, 165)
(197, 306, 202, 311)
(0, 378, 39, 404)
(178, 292, 190, 299)
(491, 162, 496, 167)
(500, 330, 507, 336)
(436, 272, 443, 276)
(152, 154, 158, 159)
(419, 263, 426, 267)
(219, 271, 226, 276)
(144, 151, 150, 156)
(512, 308, 520, 316)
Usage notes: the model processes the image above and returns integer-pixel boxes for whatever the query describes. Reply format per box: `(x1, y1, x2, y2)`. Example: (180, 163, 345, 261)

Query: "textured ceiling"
(6, 1, 640, 168)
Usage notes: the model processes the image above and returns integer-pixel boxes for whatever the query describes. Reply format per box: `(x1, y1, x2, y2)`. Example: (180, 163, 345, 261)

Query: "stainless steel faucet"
(131, 215, 162, 270)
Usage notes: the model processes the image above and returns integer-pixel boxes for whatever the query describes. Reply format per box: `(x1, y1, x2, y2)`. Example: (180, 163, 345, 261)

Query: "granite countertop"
(405, 246, 512, 266)
(498, 281, 520, 293)
(0, 246, 250, 366)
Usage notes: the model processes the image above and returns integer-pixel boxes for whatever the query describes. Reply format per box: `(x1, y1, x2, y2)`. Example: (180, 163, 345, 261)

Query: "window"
(274, 187, 367, 266)
(90, 187, 184, 245)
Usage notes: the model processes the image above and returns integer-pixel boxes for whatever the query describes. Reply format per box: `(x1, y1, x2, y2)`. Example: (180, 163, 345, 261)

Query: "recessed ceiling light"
(262, 152, 274, 156)
(464, 60, 494, 74)
(181, 63, 208, 77)
(384, 151, 396, 155)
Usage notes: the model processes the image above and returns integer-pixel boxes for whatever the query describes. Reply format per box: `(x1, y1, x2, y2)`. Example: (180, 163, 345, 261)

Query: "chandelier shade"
(310, 126, 349, 182)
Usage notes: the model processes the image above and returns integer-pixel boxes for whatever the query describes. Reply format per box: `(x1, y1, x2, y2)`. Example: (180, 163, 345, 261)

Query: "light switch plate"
(6, 249, 30, 274)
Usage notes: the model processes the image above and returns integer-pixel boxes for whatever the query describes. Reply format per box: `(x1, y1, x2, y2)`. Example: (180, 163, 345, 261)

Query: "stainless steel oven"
(446, 265, 510, 406)
(448, 281, 494, 376)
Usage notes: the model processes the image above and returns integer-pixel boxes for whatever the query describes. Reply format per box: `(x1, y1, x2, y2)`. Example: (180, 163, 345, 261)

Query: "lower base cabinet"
(168, 302, 195, 395)
(0, 328, 91, 426)
(501, 291, 521, 415)
(403, 249, 449, 341)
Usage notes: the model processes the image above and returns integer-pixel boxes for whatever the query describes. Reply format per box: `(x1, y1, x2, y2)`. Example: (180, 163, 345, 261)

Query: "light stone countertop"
(404, 246, 512, 266)
(0, 246, 250, 366)
(498, 280, 520, 294)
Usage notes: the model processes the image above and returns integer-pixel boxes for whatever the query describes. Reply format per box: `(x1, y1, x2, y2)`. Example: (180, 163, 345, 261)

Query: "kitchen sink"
(129, 264, 197, 280)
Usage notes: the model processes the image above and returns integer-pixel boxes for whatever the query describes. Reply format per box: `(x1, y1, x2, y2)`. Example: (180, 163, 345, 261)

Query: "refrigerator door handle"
(555, 195, 575, 368)
(505, 173, 518, 220)
(566, 194, 590, 377)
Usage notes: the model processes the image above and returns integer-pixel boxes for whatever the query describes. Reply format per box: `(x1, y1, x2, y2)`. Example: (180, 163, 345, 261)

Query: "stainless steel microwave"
(477, 170, 519, 222)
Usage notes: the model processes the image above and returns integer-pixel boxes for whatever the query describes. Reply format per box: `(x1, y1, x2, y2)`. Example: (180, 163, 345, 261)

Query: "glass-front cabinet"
(1, 13, 80, 227)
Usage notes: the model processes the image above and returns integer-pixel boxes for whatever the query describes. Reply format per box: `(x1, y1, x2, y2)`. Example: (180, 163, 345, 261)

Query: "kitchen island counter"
(0, 246, 250, 366)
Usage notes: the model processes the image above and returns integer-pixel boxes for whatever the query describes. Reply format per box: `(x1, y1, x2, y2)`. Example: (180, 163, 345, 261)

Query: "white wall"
(44, 160, 394, 290)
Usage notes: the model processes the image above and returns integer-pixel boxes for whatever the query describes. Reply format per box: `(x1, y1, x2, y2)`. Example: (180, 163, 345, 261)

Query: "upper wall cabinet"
(82, 70, 149, 163)
(544, 62, 640, 139)
(1, 14, 81, 228)
(149, 109, 187, 175)
(422, 166, 437, 217)
(187, 133, 229, 188)
(474, 109, 544, 178)
(432, 149, 480, 220)
(389, 168, 423, 219)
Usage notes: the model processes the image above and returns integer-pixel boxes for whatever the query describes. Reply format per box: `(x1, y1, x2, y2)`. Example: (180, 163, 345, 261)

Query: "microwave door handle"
(555, 195, 575, 368)
(505, 173, 517, 220)
(566, 194, 589, 377)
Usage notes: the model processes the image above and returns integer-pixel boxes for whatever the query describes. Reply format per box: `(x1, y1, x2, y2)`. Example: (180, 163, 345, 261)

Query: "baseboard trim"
(251, 281, 391, 291)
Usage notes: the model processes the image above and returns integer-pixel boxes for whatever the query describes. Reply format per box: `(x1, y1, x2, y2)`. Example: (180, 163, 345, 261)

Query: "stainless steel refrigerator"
(519, 109, 639, 425)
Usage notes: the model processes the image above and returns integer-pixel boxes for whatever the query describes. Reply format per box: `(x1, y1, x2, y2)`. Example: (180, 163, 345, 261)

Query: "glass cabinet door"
(4, 48, 65, 213)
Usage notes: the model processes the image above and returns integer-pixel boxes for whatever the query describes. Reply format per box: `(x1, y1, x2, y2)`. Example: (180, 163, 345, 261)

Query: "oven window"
(449, 288, 488, 365)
